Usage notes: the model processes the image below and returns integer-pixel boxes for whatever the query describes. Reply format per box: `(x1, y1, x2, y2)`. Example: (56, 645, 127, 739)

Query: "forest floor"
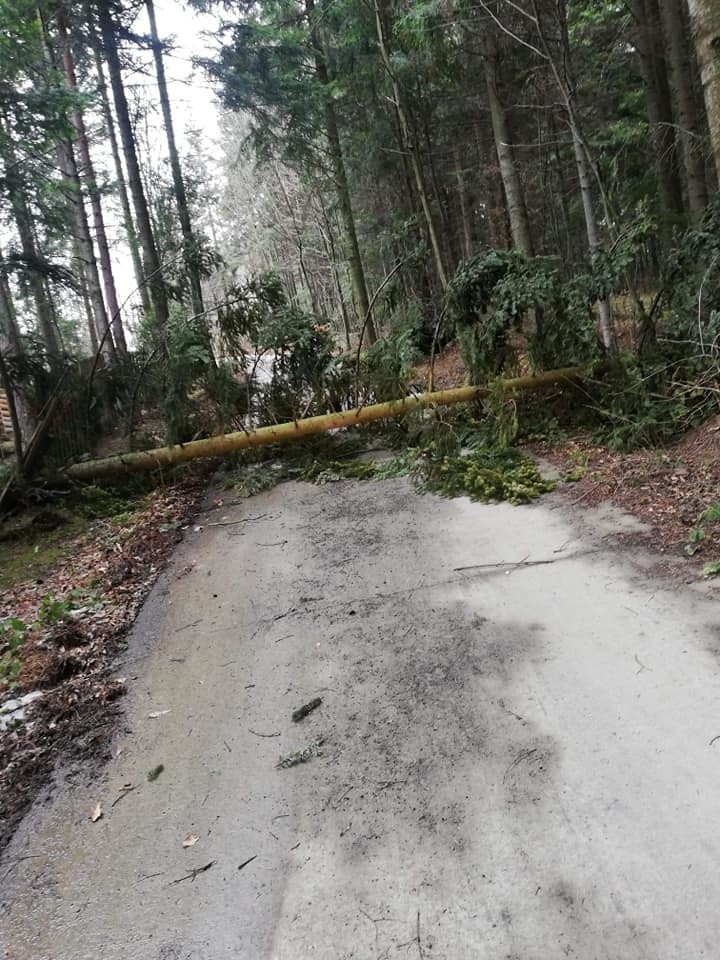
(2, 469, 720, 958)
(0, 474, 208, 850)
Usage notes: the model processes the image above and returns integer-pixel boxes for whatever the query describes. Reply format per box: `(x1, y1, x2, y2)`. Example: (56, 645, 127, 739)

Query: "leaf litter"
(0, 476, 207, 853)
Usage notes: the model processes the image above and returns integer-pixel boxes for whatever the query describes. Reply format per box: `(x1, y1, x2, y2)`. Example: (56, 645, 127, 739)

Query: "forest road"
(2, 475, 720, 959)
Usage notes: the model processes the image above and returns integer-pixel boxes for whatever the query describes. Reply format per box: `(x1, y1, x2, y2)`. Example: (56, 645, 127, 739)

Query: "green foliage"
(360, 330, 421, 402)
(0, 617, 28, 686)
(416, 447, 555, 505)
(590, 354, 697, 450)
(0, 586, 104, 687)
(446, 251, 598, 381)
(684, 503, 720, 557)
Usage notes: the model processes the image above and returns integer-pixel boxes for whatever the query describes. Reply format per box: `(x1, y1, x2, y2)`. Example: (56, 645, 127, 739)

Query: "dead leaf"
(148, 710, 171, 719)
(90, 801, 103, 822)
(182, 833, 199, 848)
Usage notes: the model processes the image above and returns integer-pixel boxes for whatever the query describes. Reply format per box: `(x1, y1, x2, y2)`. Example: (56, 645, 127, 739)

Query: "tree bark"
(2, 157, 59, 353)
(686, 0, 720, 180)
(631, 0, 685, 228)
(98, 0, 169, 326)
(482, 34, 534, 255)
(0, 250, 23, 358)
(373, 0, 448, 289)
(454, 147, 472, 260)
(146, 0, 204, 317)
(72, 236, 100, 354)
(93, 47, 152, 316)
(570, 128, 615, 348)
(57, 16, 127, 353)
(316, 197, 352, 349)
(305, 0, 376, 343)
(656, 0, 708, 220)
(55, 133, 115, 362)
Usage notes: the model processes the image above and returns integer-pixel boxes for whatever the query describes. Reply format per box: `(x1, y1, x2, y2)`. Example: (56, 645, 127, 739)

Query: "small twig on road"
(248, 728, 281, 738)
(111, 784, 137, 807)
(271, 813, 290, 822)
(455, 551, 598, 573)
(170, 860, 216, 884)
(417, 911, 425, 960)
(710, 735, 720, 747)
(137, 871, 164, 883)
(237, 855, 257, 872)
(292, 697, 322, 722)
(207, 514, 269, 527)
(223, 740, 232, 753)
(256, 540, 289, 547)
(455, 556, 530, 571)
(176, 619, 202, 633)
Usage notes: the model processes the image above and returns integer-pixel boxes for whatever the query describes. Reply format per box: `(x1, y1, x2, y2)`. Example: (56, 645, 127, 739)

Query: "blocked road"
(2, 477, 719, 959)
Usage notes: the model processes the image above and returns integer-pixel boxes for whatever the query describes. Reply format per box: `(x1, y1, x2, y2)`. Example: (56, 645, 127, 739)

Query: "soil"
(414, 341, 467, 390)
(529, 415, 720, 572)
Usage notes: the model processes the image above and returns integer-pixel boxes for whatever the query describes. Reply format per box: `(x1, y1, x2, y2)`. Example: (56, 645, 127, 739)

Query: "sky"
(134, 0, 222, 144)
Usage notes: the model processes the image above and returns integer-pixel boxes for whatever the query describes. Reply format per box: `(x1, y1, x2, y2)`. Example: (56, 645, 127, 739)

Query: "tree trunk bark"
(686, 0, 720, 180)
(656, 0, 708, 220)
(316, 198, 352, 349)
(72, 236, 100, 354)
(482, 35, 534, 255)
(530, 0, 616, 348)
(58, 17, 127, 353)
(62, 366, 585, 480)
(305, 0, 376, 343)
(146, 0, 204, 318)
(0, 250, 23, 358)
(55, 134, 115, 362)
(454, 147, 472, 260)
(373, 0, 448, 289)
(570, 128, 615, 348)
(93, 47, 152, 316)
(631, 0, 685, 229)
(3, 161, 59, 353)
(98, 0, 169, 327)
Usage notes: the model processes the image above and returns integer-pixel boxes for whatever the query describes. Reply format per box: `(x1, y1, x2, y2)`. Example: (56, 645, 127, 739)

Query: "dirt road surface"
(2, 476, 720, 959)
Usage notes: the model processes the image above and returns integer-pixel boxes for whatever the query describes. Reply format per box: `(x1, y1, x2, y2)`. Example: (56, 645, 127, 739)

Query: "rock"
(0, 690, 43, 732)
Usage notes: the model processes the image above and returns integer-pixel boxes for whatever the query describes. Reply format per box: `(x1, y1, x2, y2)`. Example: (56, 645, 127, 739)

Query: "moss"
(0, 516, 88, 592)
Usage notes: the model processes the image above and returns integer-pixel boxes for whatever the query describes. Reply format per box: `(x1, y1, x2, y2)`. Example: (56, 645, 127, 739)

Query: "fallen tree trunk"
(62, 366, 584, 481)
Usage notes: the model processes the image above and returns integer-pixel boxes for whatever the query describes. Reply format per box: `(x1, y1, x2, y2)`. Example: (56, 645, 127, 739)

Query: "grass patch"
(0, 516, 88, 592)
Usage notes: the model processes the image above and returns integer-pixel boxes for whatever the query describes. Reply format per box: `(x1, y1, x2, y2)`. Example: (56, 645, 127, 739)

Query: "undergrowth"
(222, 412, 554, 506)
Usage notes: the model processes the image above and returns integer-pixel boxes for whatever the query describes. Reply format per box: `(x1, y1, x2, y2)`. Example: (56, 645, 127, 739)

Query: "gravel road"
(2, 476, 719, 959)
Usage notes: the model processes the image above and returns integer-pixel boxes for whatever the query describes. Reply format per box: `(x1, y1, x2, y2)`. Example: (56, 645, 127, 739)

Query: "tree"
(57, 13, 127, 352)
(145, 0, 204, 317)
(206, 0, 378, 342)
(657, 0, 708, 220)
(97, 0, 169, 328)
(686, 0, 720, 179)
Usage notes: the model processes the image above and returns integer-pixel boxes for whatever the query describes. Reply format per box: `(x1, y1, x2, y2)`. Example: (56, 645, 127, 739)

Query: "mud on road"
(2, 476, 720, 959)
